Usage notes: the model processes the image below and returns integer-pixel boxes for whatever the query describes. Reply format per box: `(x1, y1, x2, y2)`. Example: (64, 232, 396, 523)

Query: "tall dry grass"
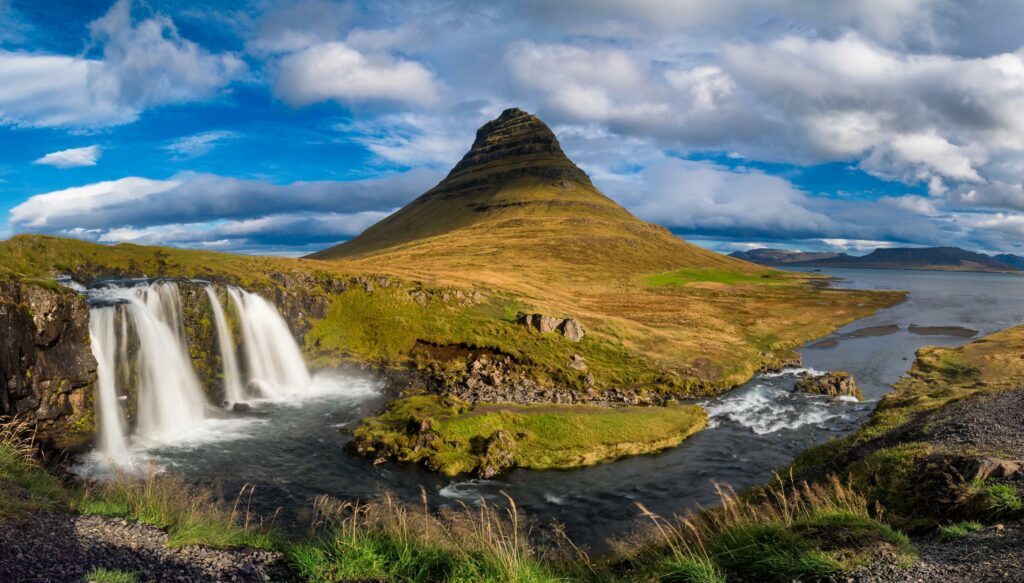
(631, 474, 912, 583)
(295, 488, 586, 582)
(80, 470, 276, 549)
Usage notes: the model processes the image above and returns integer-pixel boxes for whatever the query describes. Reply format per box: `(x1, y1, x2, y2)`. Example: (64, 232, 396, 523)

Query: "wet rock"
(477, 430, 516, 478)
(231, 402, 252, 413)
(793, 371, 863, 400)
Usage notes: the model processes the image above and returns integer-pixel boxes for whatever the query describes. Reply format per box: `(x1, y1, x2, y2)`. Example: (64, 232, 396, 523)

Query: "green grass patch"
(645, 268, 790, 287)
(291, 494, 568, 583)
(354, 395, 707, 475)
(80, 475, 275, 549)
(84, 567, 139, 583)
(938, 521, 983, 541)
(632, 477, 914, 583)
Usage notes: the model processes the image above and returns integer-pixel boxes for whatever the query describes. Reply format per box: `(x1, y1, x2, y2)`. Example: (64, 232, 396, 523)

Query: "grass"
(1, 228, 902, 401)
(1, 416, 274, 550)
(84, 567, 139, 583)
(790, 324, 1024, 533)
(353, 395, 708, 475)
(290, 492, 570, 583)
(630, 476, 914, 582)
(79, 474, 276, 549)
(938, 521, 983, 541)
(644, 268, 792, 287)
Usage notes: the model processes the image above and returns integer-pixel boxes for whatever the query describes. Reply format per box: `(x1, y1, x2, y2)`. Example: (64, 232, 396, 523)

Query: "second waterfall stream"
(86, 280, 314, 467)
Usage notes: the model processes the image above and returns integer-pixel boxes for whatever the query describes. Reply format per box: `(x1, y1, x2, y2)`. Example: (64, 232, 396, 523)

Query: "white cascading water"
(88, 307, 130, 465)
(227, 287, 311, 398)
(204, 286, 244, 404)
(119, 282, 209, 442)
(87, 279, 313, 464)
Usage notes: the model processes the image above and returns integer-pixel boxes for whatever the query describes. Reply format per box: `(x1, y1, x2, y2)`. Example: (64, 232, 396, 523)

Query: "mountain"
(735, 246, 1021, 273)
(303, 107, 901, 389)
(994, 253, 1024, 270)
(801, 247, 1020, 272)
(729, 248, 844, 265)
(308, 108, 751, 276)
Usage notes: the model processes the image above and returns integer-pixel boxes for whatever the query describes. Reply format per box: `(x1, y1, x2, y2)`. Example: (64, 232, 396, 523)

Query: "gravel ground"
(0, 509, 298, 582)
(839, 519, 1024, 582)
(923, 388, 1024, 455)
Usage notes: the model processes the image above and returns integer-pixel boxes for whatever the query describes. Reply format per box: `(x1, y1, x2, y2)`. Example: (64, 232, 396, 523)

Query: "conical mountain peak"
(444, 108, 589, 185)
(310, 108, 744, 272)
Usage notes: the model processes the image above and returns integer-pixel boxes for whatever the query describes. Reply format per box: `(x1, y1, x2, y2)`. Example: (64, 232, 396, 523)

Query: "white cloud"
(33, 145, 102, 168)
(164, 131, 240, 159)
(8, 170, 440, 252)
(10, 177, 180, 229)
(273, 41, 440, 107)
(0, 0, 244, 128)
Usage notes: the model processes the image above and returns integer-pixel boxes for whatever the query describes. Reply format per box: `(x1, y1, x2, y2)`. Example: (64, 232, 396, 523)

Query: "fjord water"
(85, 269, 1024, 548)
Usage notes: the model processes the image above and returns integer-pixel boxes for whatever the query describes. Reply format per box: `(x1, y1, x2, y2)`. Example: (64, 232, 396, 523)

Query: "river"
(76, 268, 1024, 549)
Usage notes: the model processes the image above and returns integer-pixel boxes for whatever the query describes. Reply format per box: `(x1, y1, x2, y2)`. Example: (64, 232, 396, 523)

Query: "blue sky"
(3, 0, 1024, 256)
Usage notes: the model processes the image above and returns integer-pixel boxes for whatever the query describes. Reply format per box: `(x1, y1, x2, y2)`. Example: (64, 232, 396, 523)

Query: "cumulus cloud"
(33, 145, 102, 168)
(164, 131, 240, 159)
(273, 42, 440, 107)
(602, 158, 955, 245)
(0, 0, 244, 128)
(8, 169, 440, 252)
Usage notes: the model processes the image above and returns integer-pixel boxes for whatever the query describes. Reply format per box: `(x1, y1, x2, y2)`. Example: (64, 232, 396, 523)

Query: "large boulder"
(477, 429, 516, 478)
(793, 371, 863, 400)
(517, 312, 586, 342)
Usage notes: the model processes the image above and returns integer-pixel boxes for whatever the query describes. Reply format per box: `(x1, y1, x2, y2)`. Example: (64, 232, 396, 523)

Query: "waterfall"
(120, 282, 209, 442)
(204, 286, 244, 404)
(86, 279, 313, 463)
(88, 307, 130, 465)
(227, 287, 311, 397)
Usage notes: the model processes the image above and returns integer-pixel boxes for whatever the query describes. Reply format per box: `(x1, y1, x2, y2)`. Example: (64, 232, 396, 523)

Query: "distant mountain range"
(731, 247, 1024, 273)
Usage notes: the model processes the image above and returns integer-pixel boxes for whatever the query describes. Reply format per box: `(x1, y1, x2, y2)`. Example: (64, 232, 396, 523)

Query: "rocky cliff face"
(0, 277, 96, 445)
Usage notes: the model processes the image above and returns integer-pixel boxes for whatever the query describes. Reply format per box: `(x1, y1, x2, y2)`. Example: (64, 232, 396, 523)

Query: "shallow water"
(79, 268, 1024, 549)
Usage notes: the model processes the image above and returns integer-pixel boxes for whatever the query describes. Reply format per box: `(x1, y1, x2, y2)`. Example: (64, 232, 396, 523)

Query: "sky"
(3, 0, 1024, 257)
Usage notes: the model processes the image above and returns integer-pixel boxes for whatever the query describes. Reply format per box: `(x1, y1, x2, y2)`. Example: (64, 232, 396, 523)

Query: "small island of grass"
(352, 395, 708, 477)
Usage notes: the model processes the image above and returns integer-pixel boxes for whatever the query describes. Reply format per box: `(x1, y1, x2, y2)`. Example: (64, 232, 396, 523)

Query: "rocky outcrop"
(793, 371, 863, 400)
(0, 277, 96, 444)
(517, 312, 586, 342)
(478, 430, 516, 479)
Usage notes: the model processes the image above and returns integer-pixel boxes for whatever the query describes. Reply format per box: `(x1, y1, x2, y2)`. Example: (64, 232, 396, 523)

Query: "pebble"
(0, 510, 299, 582)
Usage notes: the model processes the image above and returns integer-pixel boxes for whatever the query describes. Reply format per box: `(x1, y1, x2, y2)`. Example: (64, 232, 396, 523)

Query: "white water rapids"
(83, 280, 330, 469)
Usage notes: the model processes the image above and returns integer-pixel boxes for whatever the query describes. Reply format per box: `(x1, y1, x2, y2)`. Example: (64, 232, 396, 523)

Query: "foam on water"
(702, 368, 863, 435)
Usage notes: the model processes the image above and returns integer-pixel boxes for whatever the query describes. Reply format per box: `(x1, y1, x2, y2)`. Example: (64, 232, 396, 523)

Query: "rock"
(516, 312, 585, 341)
(231, 402, 252, 413)
(559, 318, 586, 342)
(477, 430, 516, 478)
(793, 371, 863, 400)
(960, 457, 1021, 482)
(569, 354, 588, 371)
(0, 277, 96, 445)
